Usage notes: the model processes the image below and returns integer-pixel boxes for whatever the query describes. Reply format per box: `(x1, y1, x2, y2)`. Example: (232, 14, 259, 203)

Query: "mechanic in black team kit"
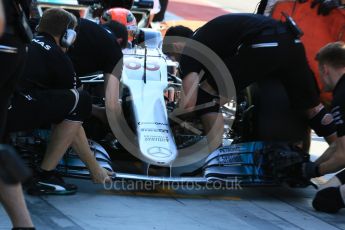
(309, 42, 345, 213)
(6, 8, 112, 196)
(174, 14, 337, 153)
(68, 18, 124, 77)
(0, 0, 35, 228)
(68, 17, 124, 125)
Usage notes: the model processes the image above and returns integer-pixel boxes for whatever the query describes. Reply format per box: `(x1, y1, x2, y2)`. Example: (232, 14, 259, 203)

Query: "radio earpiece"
(60, 20, 77, 48)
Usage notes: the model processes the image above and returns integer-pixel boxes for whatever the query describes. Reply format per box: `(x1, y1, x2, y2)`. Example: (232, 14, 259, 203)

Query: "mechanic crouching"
(6, 8, 112, 196)
(305, 42, 345, 213)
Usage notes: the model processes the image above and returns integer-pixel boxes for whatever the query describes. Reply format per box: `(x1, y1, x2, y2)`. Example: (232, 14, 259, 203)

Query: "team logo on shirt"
(33, 39, 51, 51)
(321, 113, 334, 126)
(331, 106, 344, 125)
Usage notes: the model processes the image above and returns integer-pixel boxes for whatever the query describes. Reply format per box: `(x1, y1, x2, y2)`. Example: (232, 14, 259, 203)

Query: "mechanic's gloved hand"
(301, 162, 321, 179)
(312, 187, 345, 213)
(311, 0, 342, 15)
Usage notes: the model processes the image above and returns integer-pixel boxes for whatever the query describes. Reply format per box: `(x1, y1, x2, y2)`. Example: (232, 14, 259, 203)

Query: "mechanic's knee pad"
(195, 88, 221, 117)
(312, 187, 345, 213)
(66, 90, 92, 122)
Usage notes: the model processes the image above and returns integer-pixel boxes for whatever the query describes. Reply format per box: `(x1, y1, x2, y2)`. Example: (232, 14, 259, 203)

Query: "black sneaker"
(27, 172, 77, 195)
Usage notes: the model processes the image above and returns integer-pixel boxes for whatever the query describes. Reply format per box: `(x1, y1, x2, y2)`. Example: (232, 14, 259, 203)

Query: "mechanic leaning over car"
(302, 42, 345, 214)
(163, 25, 194, 62)
(170, 13, 337, 155)
(67, 16, 124, 126)
(6, 8, 112, 196)
(0, 0, 36, 229)
(163, 25, 193, 77)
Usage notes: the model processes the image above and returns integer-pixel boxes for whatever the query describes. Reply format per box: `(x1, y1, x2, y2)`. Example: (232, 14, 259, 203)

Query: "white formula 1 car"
(10, 1, 313, 188)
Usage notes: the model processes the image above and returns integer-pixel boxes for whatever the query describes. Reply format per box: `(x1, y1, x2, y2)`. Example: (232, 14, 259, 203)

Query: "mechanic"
(172, 13, 337, 152)
(152, 0, 169, 22)
(6, 8, 112, 196)
(149, 0, 161, 27)
(257, 0, 345, 16)
(0, 0, 35, 229)
(302, 42, 345, 213)
(163, 25, 193, 76)
(163, 25, 194, 62)
(67, 16, 124, 125)
(103, 20, 129, 48)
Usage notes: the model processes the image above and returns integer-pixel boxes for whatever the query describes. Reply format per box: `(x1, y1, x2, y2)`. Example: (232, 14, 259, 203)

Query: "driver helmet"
(101, 8, 138, 42)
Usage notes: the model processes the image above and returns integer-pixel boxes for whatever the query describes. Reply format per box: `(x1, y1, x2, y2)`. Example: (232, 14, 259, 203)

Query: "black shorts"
(6, 89, 92, 132)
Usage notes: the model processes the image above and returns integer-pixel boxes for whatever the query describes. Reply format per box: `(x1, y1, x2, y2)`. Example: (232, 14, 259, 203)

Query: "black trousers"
(224, 31, 320, 110)
(0, 34, 27, 140)
(153, 0, 169, 22)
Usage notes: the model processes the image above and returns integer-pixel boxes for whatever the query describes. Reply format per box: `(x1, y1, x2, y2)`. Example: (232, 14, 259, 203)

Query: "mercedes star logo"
(147, 147, 172, 158)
